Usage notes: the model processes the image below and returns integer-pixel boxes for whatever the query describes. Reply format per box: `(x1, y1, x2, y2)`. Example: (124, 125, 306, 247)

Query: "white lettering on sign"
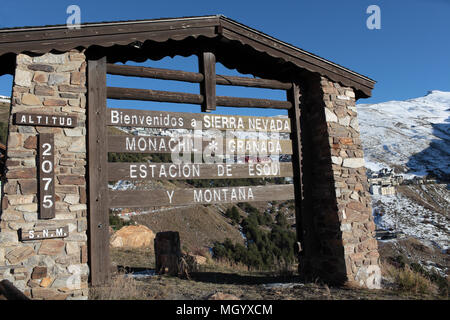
(203, 115, 289, 132)
(227, 140, 282, 154)
(248, 163, 280, 176)
(15, 113, 76, 127)
(39, 133, 55, 219)
(129, 163, 201, 179)
(193, 187, 254, 203)
(21, 226, 69, 241)
(110, 110, 184, 127)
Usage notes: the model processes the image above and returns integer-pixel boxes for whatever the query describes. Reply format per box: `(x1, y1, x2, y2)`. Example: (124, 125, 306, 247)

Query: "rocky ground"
(90, 243, 448, 300)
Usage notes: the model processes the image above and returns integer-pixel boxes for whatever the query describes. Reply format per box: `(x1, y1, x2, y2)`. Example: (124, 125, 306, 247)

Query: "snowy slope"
(357, 90, 450, 179)
(357, 91, 449, 265)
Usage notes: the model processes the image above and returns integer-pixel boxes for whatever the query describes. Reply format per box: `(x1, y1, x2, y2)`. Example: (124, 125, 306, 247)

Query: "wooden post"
(198, 51, 216, 112)
(87, 56, 110, 286)
(154, 231, 182, 276)
(287, 83, 304, 253)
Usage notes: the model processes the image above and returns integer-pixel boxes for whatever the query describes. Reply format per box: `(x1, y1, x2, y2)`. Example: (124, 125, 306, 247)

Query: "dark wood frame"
(87, 50, 306, 286)
(87, 57, 110, 286)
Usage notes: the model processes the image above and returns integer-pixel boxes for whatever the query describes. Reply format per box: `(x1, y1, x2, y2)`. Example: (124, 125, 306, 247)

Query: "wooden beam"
(109, 184, 295, 207)
(287, 83, 304, 244)
(216, 95, 291, 109)
(87, 56, 110, 286)
(106, 63, 292, 90)
(107, 162, 293, 180)
(107, 63, 203, 83)
(107, 87, 203, 104)
(107, 86, 292, 109)
(198, 52, 216, 112)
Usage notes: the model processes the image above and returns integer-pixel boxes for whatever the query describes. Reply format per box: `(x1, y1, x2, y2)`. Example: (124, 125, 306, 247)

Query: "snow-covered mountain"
(357, 90, 450, 180)
(357, 91, 450, 269)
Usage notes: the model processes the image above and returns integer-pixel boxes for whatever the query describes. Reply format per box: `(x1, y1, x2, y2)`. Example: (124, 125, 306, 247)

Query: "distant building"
(368, 167, 403, 195)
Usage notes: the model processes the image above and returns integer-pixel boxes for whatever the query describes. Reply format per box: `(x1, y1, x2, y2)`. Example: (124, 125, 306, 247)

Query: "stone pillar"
(299, 76, 381, 289)
(0, 51, 89, 299)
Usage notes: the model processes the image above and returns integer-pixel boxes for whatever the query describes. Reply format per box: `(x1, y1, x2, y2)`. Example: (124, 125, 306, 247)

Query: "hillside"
(357, 91, 449, 280)
(357, 90, 450, 181)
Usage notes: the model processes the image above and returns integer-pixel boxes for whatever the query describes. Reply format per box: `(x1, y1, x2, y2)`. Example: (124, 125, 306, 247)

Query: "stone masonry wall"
(300, 76, 381, 289)
(0, 51, 89, 299)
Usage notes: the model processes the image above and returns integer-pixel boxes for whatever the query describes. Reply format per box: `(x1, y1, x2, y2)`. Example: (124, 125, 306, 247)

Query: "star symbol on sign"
(208, 139, 219, 151)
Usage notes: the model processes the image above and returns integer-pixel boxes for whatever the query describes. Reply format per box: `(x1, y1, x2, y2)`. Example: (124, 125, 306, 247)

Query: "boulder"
(110, 225, 155, 249)
(207, 292, 240, 300)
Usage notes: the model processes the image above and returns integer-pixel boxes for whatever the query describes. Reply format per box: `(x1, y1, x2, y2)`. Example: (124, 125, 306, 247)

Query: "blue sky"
(0, 0, 448, 115)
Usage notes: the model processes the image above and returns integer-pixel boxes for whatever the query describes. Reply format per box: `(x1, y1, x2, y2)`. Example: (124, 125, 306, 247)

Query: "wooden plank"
(107, 63, 204, 83)
(38, 133, 55, 219)
(107, 87, 292, 109)
(216, 96, 291, 110)
(287, 83, 304, 243)
(20, 226, 69, 241)
(107, 135, 293, 155)
(107, 108, 291, 132)
(216, 74, 291, 90)
(87, 56, 110, 286)
(107, 86, 203, 104)
(106, 63, 292, 90)
(198, 52, 216, 111)
(109, 184, 295, 207)
(108, 162, 293, 180)
(14, 113, 77, 128)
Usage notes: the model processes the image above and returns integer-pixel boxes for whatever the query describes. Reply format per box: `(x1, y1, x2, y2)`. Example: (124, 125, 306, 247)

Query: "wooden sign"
(109, 184, 294, 207)
(108, 108, 291, 132)
(20, 226, 69, 241)
(39, 133, 55, 219)
(107, 135, 293, 155)
(108, 162, 293, 180)
(14, 112, 77, 128)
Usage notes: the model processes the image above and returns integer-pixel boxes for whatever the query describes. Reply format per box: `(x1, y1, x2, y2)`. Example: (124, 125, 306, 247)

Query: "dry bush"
(89, 273, 148, 300)
(382, 262, 436, 296)
(205, 257, 252, 273)
(270, 256, 297, 278)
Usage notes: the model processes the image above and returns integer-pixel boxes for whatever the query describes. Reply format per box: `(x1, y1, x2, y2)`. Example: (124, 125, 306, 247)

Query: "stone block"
(22, 93, 41, 106)
(64, 195, 80, 205)
(31, 287, 68, 300)
(40, 277, 53, 288)
(33, 53, 66, 64)
(16, 203, 38, 212)
(6, 168, 36, 179)
(19, 179, 38, 194)
(43, 98, 67, 106)
(1, 211, 23, 222)
(324, 108, 337, 123)
(7, 194, 34, 205)
(23, 212, 38, 222)
(6, 246, 35, 264)
(38, 240, 65, 256)
(65, 242, 80, 256)
(15, 69, 33, 87)
(57, 175, 85, 185)
(28, 64, 55, 72)
(34, 85, 55, 96)
(342, 158, 365, 168)
(33, 72, 48, 83)
(31, 266, 47, 279)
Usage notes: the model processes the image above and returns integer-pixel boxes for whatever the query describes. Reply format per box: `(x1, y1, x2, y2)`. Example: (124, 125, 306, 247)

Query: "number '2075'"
(39, 134, 55, 218)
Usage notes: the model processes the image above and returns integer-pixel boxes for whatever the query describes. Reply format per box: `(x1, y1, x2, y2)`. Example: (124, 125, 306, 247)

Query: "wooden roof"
(0, 15, 375, 98)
